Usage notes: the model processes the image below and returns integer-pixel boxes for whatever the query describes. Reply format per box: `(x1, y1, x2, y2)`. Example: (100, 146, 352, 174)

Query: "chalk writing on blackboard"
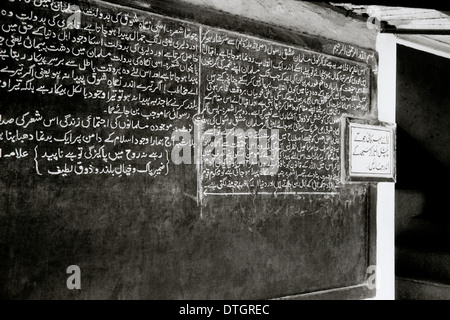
(0, 0, 200, 178)
(0, 0, 374, 197)
(199, 27, 371, 194)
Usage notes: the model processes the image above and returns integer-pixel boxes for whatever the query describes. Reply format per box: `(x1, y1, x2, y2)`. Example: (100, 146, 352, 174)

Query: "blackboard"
(0, 0, 378, 299)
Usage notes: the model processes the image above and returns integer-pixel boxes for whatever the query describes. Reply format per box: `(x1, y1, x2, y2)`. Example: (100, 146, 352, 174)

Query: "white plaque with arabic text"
(348, 123, 395, 180)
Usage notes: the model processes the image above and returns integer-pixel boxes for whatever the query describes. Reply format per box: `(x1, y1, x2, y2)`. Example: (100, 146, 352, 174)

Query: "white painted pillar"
(372, 33, 397, 300)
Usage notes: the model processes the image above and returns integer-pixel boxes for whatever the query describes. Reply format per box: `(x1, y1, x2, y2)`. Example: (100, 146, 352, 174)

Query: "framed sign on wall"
(342, 117, 396, 183)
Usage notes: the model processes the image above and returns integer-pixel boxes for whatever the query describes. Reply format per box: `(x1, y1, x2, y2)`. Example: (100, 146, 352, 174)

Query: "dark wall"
(396, 45, 450, 174)
(395, 45, 450, 290)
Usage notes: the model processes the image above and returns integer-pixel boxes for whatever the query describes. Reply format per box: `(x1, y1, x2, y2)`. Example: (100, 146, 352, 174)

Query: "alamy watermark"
(366, 265, 376, 290)
(366, 7, 382, 31)
(66, 265, 81, 290)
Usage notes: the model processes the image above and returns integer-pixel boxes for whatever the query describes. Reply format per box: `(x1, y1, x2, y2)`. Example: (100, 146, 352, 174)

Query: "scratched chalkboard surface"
(0, 0, 377, 299)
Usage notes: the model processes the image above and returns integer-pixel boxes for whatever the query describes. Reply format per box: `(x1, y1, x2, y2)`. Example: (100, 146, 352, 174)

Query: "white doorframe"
(372, 32, 450, 300)
(371, 33, 397, 300)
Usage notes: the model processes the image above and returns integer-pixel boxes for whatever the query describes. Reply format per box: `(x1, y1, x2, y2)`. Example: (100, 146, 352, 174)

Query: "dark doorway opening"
(395, 44, 450, 299)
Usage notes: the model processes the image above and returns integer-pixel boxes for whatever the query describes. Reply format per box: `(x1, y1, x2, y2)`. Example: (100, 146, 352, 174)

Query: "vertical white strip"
(377, 34, 397, 124)
(373, 33, 397, 300)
